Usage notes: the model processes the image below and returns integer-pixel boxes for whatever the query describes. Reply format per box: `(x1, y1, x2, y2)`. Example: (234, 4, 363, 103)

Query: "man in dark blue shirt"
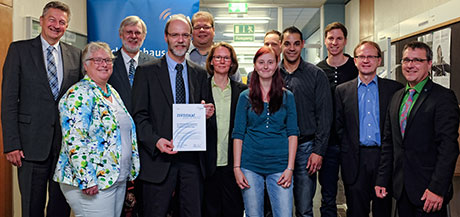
(280, 26, 332, 217)
(335, 41, 402, 217)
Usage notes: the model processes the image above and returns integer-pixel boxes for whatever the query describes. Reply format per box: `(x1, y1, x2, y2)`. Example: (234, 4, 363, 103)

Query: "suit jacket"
(108, 49, 155, 113)
(206, 77, 247, 176)
(132, 56, 211, 183)
(2, 36, 82, 161)
(376, 79, 460, 205)
(335, 76, 403, 185)
(54, 75, 140, 190)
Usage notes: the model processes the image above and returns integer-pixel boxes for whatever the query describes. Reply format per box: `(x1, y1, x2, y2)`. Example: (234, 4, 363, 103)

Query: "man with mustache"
(2, 1, 82, 216)
(109, 15, 155, 113)
(132, 14, 214, 217)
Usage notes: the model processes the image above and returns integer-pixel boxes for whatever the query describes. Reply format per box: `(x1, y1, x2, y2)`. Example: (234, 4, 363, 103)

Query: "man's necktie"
(46, 46, 59, 100)
(175, 64, 185, 104)
(400, 89, 416, 136)
(128, 59, 135, 87)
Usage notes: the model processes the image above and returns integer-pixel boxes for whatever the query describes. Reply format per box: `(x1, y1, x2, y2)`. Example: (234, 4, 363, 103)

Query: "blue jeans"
(241, 168, 293, 217)
(318, 144, 340, 217)
(293, 140, 316, 217)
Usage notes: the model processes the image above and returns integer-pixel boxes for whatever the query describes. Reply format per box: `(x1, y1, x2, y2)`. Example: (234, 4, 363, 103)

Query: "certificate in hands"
(173, 104, 206, 151)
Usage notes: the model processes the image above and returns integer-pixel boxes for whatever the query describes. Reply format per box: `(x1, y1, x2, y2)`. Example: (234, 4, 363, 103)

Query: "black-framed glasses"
(167, 32, 191, 39)
(355, 55, 380, 60)
(87, 58, 114, 65)
(401, 58, 428, 65)
(193, 25, 213, 31)
(213, 56, 231, 62)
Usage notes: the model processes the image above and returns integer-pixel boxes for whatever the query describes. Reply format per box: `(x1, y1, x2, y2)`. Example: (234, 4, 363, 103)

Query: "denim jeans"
(241, 168, 293, 217)
(293, 140, 316, 217)
(318, 144, 340, 217)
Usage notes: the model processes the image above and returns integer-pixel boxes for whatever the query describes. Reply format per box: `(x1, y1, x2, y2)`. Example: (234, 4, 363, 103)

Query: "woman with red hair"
(232, 46, 299, 217)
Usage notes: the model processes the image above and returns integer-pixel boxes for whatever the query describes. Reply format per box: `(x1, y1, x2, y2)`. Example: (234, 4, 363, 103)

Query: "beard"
(167, 41, 189, 57)
(122, 40, 143, 53)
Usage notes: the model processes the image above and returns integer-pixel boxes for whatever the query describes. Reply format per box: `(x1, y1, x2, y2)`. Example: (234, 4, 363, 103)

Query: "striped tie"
(128, 58, 135, 87)
(46, 46, 59, 100)
(400, 89, 416, 136)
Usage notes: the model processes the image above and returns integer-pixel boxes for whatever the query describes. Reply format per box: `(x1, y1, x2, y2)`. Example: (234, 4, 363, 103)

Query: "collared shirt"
(211, 77, 231, 166)
(358, 76, 380, 146)
(41, 35, 63, 89)
(166, 53, 189, 103)
(399, 77, 429, 117)
(120, 48, 140, 76)
(187, 44, 242, 82)
(280, 58, 333, 156)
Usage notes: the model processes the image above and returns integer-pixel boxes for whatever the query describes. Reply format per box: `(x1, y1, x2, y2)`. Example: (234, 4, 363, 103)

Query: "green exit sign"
(228, 3, 248, 13)
(234, 24, 254, 34)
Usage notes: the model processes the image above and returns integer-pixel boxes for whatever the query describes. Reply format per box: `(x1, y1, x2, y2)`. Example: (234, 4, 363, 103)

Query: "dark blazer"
(376, 79, 460, 206)
(108, 49, 155, 113)
(132, 56, 211, 183)
(335, 76, 403, 185)
(206, 77, 247, 176)
(1, 36, 82, 160)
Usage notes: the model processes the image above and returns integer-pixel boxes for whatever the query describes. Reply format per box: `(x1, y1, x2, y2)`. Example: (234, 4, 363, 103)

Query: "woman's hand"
(277, 169, 293, 188)
(82, 185, 99, 196)
(234, 167, 250, 189)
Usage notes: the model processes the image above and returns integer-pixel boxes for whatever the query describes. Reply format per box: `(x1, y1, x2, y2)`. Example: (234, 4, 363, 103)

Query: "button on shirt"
(211, 77, 231, 166)
(166, 53, 189, 103)
(358, 76, 380, 146)
(41, 35, 63, 89)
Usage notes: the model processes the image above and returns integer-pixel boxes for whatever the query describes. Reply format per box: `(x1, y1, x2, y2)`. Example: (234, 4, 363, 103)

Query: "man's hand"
(375, 186, 388, 198)
(156, 138, 178, 154)
(82, 185, 99, 196)
(201, 100, 214, 119)
(5, 150, 24, 167)
(306, 153, 323, 175)
(421, 189, 444, 213)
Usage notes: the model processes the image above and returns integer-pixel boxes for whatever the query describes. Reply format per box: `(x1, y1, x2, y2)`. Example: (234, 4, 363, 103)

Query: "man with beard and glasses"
(187, 11, 242, 82)
(131, 14, 214, 217)
(109, 16, 155, 113)
(2, 1, 82, 216)
(280, 26, 333, 217)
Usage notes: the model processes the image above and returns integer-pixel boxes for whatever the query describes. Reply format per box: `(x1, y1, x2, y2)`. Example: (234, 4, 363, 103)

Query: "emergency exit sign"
(228, 3, 248, 13)
(234, 24, 254, 42)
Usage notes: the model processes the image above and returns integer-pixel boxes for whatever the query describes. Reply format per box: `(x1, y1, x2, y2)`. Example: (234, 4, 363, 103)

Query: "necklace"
(96, 84, 112, 98)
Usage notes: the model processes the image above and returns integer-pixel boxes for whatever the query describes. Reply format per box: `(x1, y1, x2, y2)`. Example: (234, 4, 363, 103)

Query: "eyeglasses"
(87, 58, 113, 65)
(355, 55, 380, 60)
(401, 58, 428, 65)
(193, 26, 213, 31)
(213, 56, 231, 62)
(167, 32, 191, 39)
(125, 30, 143, 36)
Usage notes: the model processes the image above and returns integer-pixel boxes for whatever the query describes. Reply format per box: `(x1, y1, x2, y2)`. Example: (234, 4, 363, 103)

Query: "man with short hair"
(375, 41, 459, 217)
(316, 22, 358, 217)
(336, 41, 402, 217)
(247, 30, 282, 85)
(188, 11, 241, 82)
(280, 26, 332, 217)
(109, 15, 155, 113)
(2, 1, 82, 216)
(132, 14, 214, 217)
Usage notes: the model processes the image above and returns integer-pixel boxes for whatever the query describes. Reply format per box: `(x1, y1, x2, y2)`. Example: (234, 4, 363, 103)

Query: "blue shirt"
(232, 89, 299, 175)
(357, 76, 380, 146)
(166, 53, 189, 103)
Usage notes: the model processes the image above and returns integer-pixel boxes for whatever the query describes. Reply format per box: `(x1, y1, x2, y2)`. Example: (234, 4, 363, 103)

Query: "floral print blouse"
(53, 75, 140, 190)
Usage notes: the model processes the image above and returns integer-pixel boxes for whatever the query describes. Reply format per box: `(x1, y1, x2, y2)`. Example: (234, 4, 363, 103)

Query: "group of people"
(2, 1, 459, 217)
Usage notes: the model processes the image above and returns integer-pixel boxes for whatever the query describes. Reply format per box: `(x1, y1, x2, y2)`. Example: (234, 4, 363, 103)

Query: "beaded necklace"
(96, 84, 112, 98)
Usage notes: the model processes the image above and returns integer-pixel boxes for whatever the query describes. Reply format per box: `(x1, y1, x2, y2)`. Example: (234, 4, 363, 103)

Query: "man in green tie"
(375, 41, 459, 217)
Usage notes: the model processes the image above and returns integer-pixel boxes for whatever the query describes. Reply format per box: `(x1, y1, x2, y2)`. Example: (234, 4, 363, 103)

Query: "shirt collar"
(405, 77, 428, 94)
(120, 48, 140, 64)
(166, 52, 186, 71)
(40, 34, 60, 52)
(211, 76, 230, 89)
(357, 75, 378, 87)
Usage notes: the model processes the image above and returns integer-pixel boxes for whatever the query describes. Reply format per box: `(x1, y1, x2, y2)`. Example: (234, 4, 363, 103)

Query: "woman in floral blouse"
(53, 42, 140, 217)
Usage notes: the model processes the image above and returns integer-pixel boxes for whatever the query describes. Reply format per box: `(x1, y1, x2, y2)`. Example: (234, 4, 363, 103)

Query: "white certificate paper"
(173, 104, 206, 151)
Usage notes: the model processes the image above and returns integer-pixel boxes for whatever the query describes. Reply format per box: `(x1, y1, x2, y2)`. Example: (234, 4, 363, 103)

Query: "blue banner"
(87, 0, 199, 57)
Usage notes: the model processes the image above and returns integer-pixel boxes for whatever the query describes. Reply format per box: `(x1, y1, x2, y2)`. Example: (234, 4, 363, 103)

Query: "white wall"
(344, 0, 359, 55)
(11, 2, 86, 216)
(13, 0, 86, 41)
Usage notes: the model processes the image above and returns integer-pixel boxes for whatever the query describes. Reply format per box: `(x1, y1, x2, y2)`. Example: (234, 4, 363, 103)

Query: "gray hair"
(164, 14, 192, 35)
(82, 42, 115, 67)
(42, 1, 71, 22)
(118, 15, 147, 35)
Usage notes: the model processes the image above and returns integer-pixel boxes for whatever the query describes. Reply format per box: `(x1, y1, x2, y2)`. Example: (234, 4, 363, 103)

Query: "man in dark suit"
(1, 1, 82, 217)
(336, 41, 402, 217)
(375, 41, 459, 217)
(132, 14, 214, 217)
(108, 15, 155, 113)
